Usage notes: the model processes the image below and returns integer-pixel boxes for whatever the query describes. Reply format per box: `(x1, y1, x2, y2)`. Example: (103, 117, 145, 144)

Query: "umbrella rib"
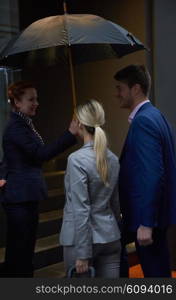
(63, 12, 70, 45)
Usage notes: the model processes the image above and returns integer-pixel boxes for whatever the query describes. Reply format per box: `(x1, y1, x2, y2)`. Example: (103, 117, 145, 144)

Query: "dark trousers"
(64, 240, 121, 278)
(119, 220, 130, 277)
(120, 227, 171, 278)
(1, 201, 39, 278)
(135, 228, 171, 277)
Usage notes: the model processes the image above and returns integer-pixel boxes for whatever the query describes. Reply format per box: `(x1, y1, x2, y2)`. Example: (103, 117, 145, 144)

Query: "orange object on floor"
(129, 264, 144, 278)
(129, 264, 176, 278)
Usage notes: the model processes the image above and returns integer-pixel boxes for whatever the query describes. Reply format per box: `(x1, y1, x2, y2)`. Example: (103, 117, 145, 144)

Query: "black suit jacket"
(0, 112, 77, 203)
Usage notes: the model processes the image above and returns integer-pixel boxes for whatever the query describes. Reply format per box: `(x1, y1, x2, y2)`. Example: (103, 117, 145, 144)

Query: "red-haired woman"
(0, 81, 78, 277)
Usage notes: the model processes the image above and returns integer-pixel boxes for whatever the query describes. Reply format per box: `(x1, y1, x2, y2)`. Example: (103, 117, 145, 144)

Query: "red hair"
(8, 81, 35, 107)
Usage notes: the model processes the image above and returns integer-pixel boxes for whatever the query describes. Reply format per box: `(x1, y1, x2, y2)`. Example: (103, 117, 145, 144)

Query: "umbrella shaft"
(68, 47, 77, 108)
(63, 1, 67, 14)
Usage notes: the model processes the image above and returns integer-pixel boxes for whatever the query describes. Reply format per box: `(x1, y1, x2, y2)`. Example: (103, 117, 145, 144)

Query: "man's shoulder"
(134, 103, 163, 124)
(138, 102, 159, 115)
(132, 104, 172, 139)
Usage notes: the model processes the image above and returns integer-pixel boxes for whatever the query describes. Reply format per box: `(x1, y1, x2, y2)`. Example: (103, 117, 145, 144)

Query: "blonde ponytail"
(75, 100, 109, 186)
(94, 126, 109, 186)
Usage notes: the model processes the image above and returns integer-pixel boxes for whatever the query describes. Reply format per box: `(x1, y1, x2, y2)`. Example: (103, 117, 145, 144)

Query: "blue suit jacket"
(0, 112, 77, 203)
(119, 102, 176, 231)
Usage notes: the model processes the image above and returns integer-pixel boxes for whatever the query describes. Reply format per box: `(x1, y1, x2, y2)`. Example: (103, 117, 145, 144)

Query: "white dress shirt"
(128, 100, 150, 123)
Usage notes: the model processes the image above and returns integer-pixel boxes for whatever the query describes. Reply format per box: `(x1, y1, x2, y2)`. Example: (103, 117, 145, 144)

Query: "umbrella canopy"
(1, 14, 145, 60)
(0, 13, 146, 107)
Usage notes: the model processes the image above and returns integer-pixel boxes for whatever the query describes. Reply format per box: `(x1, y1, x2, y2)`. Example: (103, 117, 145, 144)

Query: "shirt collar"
(82, 141, 94, 148)
(13, 111, 32, 124)
(128, 100, 150, 123)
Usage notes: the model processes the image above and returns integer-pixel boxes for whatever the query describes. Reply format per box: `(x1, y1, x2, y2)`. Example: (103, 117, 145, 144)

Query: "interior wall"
(20, 0, 148, 157)
(153, 0, 176, 129)
(75, 0, 147, 156)
(153, 0, 176, 270)
(0, 0, 19, 52)
(22, 64, 74, 143)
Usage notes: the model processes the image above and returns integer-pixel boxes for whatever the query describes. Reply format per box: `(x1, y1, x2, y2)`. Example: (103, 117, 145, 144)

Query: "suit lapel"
(120, 130, 131, 162)
(120, 102, 153, 161)
(133, 102, 153, 119)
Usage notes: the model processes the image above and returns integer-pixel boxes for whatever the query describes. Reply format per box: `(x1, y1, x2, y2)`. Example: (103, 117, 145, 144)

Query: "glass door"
(0, 67, 21, 159)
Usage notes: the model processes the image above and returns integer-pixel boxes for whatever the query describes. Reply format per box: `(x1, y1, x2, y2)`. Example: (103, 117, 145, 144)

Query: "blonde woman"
(60, 100, 121, 278)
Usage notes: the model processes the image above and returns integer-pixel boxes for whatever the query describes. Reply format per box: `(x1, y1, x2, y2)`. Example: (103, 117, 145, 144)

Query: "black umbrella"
(0, 3, 146, 106)
(1, 14, 145, 59)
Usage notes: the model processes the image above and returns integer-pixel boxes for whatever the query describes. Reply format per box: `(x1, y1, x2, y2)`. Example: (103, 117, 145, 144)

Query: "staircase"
(0, 155, 137, 278)
(0, 156, 68, 278)
(34, 165, 66, 274)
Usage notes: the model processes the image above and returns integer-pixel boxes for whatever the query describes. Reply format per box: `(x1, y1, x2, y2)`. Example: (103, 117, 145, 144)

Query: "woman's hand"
(75, 259, 89, 273)
(0, 179, 6, 188)
(69, 119, 79, 136)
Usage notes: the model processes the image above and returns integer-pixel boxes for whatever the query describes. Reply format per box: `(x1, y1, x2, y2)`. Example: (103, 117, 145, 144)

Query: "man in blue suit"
(114, 64, 176, 277)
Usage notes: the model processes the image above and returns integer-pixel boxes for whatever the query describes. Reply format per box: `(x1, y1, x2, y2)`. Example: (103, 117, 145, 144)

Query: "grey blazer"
(60, 141, 121, 259)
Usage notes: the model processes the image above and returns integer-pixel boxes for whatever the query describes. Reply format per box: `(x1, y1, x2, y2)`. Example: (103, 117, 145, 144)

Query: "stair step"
(42, 156, 67, 172)
(37, 219, 63, 240)
(39, 188, 65, 212)
(44, 171, 65, 177)
(35, 234, 59, 252)
(0, 233, 61, 264)
(37, 209, 63, 239)
(34, 243, 63, 269)
(39, 209, 63, 223)
(39, 209, 63, 237)
(44, 171, 65, 190)
(48, 188, 64, 198)
(34, 262, 65, 278)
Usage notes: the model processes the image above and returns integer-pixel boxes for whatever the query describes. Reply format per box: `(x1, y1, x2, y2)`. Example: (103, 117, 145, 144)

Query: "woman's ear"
(77, 122, 84, 139)
(14, 98, 20, 108)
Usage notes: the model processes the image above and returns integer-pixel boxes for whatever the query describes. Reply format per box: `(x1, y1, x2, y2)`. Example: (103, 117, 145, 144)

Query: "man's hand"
(69, 119, 79, 136)
(75, 259, 89, 273)
(0, 179, 6, 188)
(137, 225, 153, 246)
